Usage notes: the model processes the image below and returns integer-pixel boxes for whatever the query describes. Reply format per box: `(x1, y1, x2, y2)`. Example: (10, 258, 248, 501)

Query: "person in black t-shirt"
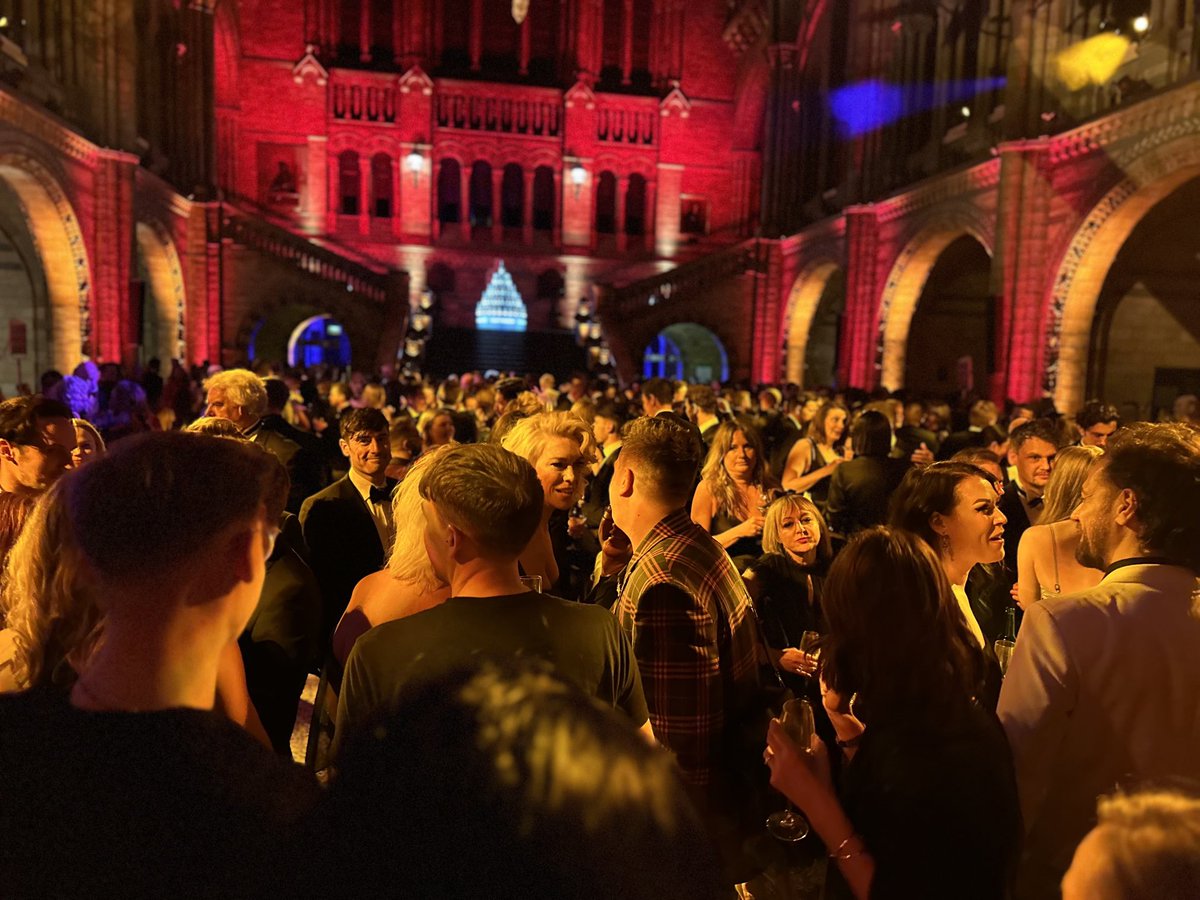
(0, 432, 319, 897)
(334, 442, 652, 759)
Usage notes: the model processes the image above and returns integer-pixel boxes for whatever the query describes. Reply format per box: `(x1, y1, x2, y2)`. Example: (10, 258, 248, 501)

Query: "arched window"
(595, 171, 617, 235)
(625, 173, 646, 236)
(437, 159, 461, 224)
(532, 166, 555, 231)
(371, 153, 392, 218)
(338, 150, 360, 215)
(469, 161, 493, 228)
(501, 164, 524, 228)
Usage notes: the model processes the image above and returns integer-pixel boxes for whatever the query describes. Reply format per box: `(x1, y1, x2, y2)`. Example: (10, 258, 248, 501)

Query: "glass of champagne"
(766, 698, 815, 842)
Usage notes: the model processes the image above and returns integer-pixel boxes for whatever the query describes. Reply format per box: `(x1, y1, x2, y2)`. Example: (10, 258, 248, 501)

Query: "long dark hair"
(888, 462, 997, 548)
(819, 527, 985, 723)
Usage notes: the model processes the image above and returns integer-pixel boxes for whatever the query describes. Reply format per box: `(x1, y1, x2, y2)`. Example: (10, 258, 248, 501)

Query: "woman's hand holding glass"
(764, 714, 834, 822)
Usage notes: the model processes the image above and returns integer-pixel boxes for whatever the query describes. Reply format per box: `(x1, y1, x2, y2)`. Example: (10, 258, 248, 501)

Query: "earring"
(940, 533, 953, 561)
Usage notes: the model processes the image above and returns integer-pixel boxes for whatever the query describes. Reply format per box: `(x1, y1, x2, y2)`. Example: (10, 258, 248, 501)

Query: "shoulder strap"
(1051, 525, 1061, 594)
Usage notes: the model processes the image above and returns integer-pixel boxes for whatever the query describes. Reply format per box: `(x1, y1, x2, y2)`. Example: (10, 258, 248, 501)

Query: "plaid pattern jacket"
(615, 508, 762, 788)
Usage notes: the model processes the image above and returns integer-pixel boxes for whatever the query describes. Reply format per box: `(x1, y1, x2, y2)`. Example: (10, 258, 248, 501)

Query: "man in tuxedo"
(205, 369, 305, 511)
(999, 423, 1200, 900)
(300, 408, 396, 643)
(582, 401, 625, 529)
(0, 395, 75, 496)
(998, 419, 1060, 576)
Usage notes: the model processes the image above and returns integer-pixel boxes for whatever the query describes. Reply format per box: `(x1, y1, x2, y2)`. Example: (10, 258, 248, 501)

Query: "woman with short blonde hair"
(501, 411, 597, 593)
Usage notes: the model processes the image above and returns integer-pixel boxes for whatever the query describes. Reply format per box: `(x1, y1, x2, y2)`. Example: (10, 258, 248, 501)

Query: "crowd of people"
(0, 355, 1198, 899)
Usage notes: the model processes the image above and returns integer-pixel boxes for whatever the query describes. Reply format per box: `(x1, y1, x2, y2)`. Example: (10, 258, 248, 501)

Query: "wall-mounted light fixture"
(405, 149, 424, 186)
(1133, 15, 1150, 35)
(569, 162, 587, 198)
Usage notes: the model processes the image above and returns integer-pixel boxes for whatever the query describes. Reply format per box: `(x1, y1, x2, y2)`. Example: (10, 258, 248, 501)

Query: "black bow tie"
(1028, 496, 1043, 509)
(369, 485, 391, 505)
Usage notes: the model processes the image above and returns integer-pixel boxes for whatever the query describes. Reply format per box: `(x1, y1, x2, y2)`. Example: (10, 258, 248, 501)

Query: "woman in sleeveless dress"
(1016, 445, 1104, 608)
(781, 401, 851, 511)
(691, 421, 777, 570)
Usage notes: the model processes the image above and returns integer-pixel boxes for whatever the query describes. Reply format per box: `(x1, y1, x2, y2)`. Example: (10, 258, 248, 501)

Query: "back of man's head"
(641, 377, 673, 407)
(1101, 422, 1200, 569)
(65, 432, 288, 590)
(620, 415, 700, 507)
(419, 443, 542, 559)
(689, 384, 717, 415)
(329, 662, 723, 899)
(263, 377, 291, 414)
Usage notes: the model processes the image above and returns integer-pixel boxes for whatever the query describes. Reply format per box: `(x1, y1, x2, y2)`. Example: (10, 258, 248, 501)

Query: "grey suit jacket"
(998, 563, 1200, 899)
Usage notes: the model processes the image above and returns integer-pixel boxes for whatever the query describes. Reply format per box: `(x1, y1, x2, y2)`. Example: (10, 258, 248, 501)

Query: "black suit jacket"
(997, 480, 1034, 577)
(299, 475, 396, 645)
(937, 428, 986, 461)
(825, 456, 911, 539)
(259, 414, 329, 510)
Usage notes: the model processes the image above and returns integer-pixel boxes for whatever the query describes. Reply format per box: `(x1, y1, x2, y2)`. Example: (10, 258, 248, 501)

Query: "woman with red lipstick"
(889, 462, 1008, 707)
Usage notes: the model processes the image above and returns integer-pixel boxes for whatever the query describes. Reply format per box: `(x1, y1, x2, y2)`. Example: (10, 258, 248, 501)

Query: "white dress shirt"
(347, 468, 394, 551)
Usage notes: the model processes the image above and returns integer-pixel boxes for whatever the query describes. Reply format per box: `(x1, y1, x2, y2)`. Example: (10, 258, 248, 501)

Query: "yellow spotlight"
(1055, 32, 1131, 91)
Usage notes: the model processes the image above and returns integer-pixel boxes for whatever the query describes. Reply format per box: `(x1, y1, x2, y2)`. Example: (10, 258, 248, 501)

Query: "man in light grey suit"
(998, 422, 1200, 900)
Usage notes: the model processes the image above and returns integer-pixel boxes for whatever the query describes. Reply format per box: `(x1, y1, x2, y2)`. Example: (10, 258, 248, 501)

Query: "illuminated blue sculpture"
(475, 261, 528, 332)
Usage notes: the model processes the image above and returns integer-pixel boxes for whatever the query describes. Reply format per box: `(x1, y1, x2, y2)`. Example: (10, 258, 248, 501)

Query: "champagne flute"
(795, 630, 820, 682)
(766, 698, 815, 842)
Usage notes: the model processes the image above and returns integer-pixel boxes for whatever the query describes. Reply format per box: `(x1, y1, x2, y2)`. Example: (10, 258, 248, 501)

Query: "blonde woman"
(743, 494, 832, 687)
(500, 411, 597, 592)
(691, 421, 777, 568)
(71, 419, 106, 467)
(332, 446, 453, 666)
(0, 446, 271, 748)
(1016, 444, 1104, 609)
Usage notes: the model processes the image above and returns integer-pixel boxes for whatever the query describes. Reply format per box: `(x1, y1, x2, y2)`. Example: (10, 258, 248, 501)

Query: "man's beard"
(1075, 524, 1107, 571)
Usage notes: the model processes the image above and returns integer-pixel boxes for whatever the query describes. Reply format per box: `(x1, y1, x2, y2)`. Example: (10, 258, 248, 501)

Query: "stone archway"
(0, 154, 91, 373)
(135, 221, 186, 365)
(1046, 136, 1200, 412)
(877, 215, 993, 391)
(643, 322, 729, 383)
(783, 259, 842, 386)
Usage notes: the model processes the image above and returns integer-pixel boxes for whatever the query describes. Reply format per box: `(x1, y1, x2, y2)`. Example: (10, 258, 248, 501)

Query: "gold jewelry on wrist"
(828, 834, 865, 861)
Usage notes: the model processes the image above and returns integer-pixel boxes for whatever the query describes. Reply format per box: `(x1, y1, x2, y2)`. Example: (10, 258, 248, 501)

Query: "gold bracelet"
(828, 834, 865, 861)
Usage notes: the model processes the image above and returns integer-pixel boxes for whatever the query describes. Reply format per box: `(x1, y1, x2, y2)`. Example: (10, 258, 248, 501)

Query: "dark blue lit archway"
(287, 314, 352, 368)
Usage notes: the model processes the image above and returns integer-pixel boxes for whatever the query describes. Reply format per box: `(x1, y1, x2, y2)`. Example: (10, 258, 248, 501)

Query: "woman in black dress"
(742, 493, 832, 694)
(763, 528, 1021, 900)
(690, 421, 777, 571)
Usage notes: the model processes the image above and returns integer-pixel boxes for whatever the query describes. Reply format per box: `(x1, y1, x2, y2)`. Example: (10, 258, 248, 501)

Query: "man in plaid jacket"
(609, 415, 764, 805)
